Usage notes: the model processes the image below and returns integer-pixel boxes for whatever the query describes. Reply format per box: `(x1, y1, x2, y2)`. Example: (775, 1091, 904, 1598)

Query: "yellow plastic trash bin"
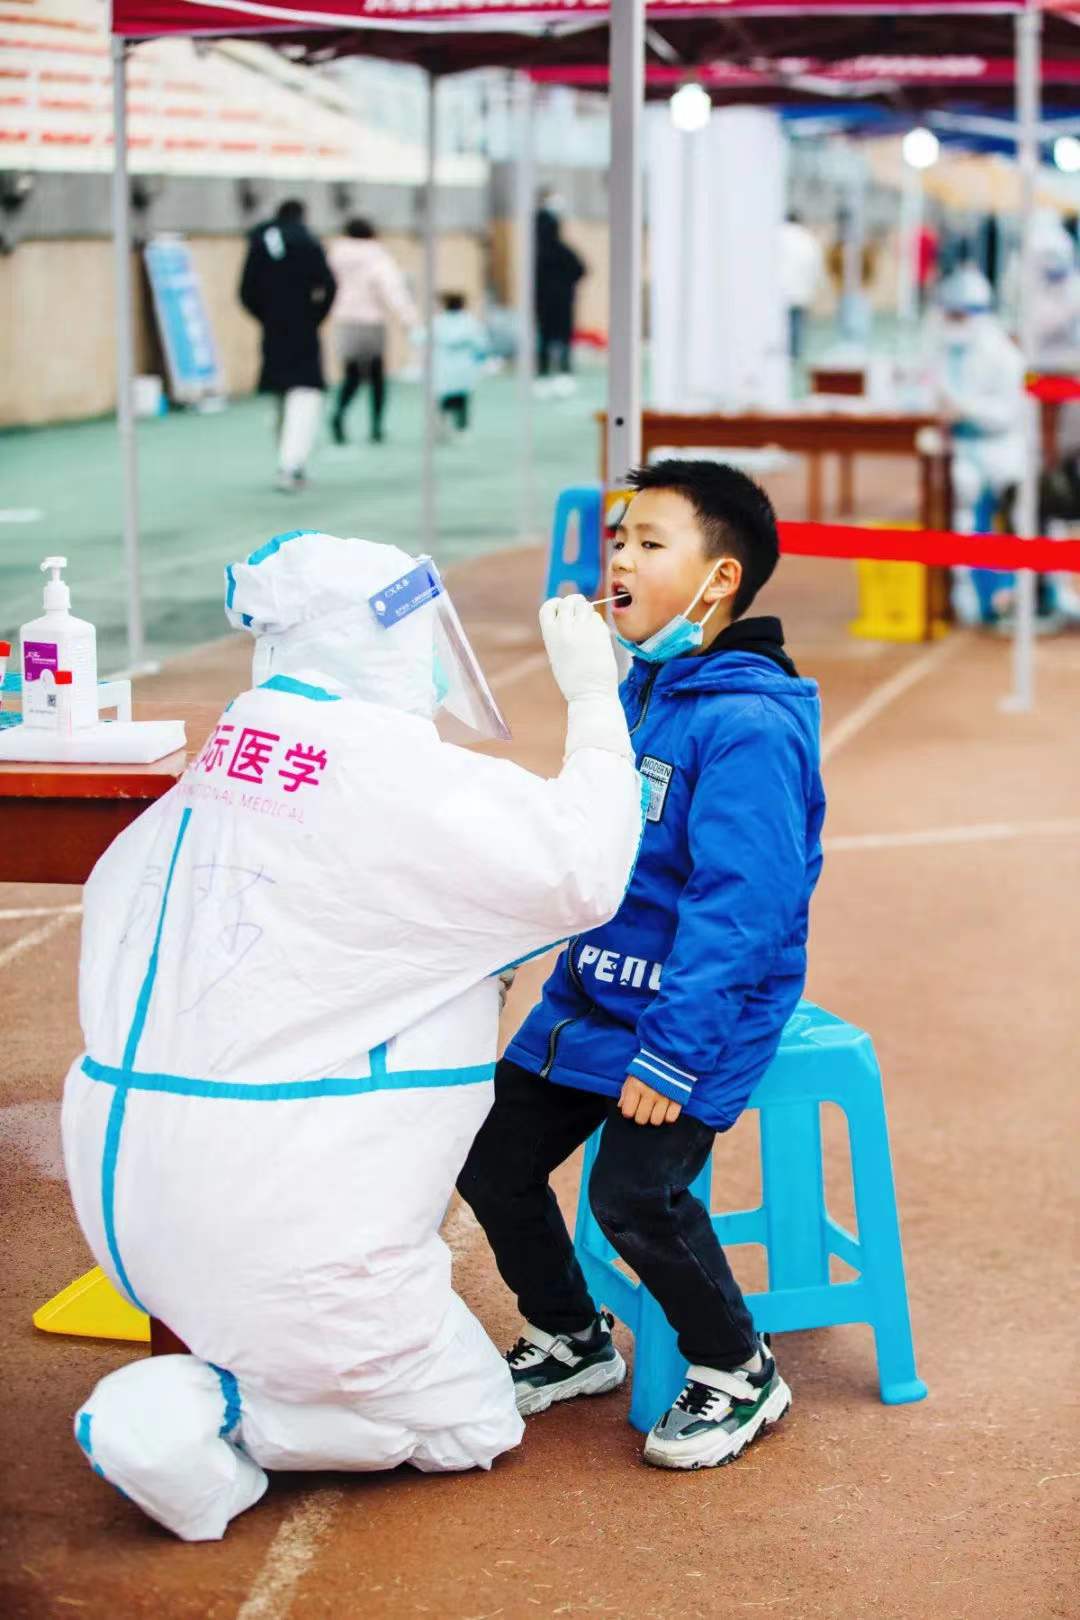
(849, 524, 949, 643)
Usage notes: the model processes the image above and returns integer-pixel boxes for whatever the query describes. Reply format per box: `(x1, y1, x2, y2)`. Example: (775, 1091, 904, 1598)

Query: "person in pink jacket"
(328, 219, 418, 445)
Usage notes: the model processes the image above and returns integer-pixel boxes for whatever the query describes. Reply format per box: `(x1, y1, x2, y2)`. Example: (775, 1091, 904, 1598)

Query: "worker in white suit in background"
(62, 532, 645, 1542)
(1028, 212, 1080, 377)
(930, 266, 1027, 624)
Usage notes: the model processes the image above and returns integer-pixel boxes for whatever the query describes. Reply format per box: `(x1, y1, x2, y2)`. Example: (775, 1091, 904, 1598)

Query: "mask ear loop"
(688, 563, 730, 630)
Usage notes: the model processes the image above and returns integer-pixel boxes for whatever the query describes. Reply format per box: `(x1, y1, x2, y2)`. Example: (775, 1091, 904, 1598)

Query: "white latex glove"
(539, 594, 620, 704)
(539, 595, 631, 761)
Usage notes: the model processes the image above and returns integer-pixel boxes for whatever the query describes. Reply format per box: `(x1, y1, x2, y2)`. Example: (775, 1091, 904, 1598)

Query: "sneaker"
(506, 1310, 626, 1416)
(643, 1342, 791, 1470)
(275, 469, 307, 494)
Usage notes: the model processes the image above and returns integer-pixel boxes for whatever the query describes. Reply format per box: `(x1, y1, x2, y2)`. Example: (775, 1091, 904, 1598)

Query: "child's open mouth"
(612, 588, 633, 614)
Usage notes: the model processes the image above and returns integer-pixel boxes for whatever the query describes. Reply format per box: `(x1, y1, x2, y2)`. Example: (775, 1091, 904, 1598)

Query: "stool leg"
(760, 1102, 829, 1291)
(628, 1289, 686, 1434)
(845, 1077, 928, 1406)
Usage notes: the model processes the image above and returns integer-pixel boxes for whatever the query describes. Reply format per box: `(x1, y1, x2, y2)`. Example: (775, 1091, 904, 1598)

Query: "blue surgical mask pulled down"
(615, 565, 726, 664)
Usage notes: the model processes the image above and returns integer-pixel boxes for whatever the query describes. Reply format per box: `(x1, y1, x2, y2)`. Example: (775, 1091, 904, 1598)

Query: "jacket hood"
(700, 615, 799, 676)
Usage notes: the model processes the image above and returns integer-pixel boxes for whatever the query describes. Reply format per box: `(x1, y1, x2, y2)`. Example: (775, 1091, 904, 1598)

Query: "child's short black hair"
(626, 459, 780, 619)
(441, 291, 466, 312)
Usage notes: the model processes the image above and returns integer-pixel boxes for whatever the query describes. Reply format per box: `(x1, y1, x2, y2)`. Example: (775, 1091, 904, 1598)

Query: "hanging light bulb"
(669, 82, 712, 135)
(1053, 135, 1080, 174)
(902, 127, 940, 171)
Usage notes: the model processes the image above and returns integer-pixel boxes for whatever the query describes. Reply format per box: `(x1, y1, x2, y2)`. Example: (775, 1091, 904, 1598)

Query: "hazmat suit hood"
(225, 531, 438, 720)
(937, 265, 996, 352)
(1031, 212, 1076, 283)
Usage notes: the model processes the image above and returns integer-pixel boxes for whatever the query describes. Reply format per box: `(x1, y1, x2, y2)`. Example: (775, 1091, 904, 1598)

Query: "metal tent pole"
(421, 71, 438, 554)
(514, 72, 537, 543)
(606, 0, 645, 484)
(896, 161, 922, 332)
(1006, 0, 1042, 713)
(110, 36, 146, 672)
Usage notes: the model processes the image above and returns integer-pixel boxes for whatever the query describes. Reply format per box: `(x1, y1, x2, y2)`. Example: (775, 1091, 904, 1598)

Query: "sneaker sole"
(515, 1352, 627, 1417)
(642, 1377, 792, 1471)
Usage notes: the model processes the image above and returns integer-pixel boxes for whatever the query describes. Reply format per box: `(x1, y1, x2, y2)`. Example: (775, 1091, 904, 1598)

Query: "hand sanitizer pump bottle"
(20, 558, 98, 729)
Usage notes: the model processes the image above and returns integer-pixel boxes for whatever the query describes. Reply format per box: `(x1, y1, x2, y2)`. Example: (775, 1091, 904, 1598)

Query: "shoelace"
(507, 1337, 547, 1370)
(674, 1379, 729, 1419)
(675, 1364, 763, 1419)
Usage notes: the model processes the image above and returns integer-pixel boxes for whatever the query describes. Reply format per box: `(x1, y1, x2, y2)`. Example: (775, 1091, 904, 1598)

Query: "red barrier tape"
(1027, 375, 1080, 404)
(779, 522, 1080, 574)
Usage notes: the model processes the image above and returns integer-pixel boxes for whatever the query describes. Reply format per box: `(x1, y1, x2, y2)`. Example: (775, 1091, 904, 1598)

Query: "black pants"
(335, 355, 386, 439)
(440, 392, 470, 431)
(537, 327, 572, 376)
(788, 306, 806, 363)
(457, 1059, 758, 1371)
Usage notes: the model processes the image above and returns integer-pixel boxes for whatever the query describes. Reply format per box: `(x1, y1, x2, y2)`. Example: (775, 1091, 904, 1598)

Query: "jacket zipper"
(541, 1016, 576, 1079)
(566, 935, 583, 992)
(540, 681, 658, 1083)
(629, 666, 659, 737)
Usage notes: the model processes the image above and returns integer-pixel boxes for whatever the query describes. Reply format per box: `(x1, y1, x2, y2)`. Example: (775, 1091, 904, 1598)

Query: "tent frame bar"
(111, 37, 148, 674)
(421, 70, 438, 554)
(607, 0, 645, 486)
(515, 71, 537, 543)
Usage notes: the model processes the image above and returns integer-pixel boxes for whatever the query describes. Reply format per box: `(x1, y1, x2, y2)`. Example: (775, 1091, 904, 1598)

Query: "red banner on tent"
(532, 55, 1080, 90)
(111, 0, 1036, 41)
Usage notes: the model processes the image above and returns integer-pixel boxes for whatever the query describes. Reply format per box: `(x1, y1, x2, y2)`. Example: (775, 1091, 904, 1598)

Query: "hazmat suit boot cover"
(63, 531, 645, 1528)
(74, 1357, 269, 1543)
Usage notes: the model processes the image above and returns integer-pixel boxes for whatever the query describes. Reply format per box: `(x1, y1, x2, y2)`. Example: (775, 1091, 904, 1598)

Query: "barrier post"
(1006, 0, 1042, 713)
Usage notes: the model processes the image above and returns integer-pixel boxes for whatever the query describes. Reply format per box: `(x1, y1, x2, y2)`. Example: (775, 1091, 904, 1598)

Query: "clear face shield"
(368, 557, 511, 744)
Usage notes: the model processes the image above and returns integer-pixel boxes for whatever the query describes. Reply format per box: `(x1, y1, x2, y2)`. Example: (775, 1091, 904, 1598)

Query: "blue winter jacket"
(506, 617, 826, 1130)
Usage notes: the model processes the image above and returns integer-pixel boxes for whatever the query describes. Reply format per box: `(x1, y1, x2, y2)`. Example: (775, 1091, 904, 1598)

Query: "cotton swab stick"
(592, 592, 629, 606)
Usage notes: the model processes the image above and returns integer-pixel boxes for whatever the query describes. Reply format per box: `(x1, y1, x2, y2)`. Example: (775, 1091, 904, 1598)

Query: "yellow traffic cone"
(33, 1267, 150, 1343)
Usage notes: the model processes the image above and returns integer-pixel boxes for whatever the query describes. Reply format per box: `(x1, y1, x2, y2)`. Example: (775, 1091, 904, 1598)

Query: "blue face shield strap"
(614, 565, 726, 665)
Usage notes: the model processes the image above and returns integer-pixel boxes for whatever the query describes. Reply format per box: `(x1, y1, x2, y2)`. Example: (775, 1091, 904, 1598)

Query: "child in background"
(431, 293, 487, 440)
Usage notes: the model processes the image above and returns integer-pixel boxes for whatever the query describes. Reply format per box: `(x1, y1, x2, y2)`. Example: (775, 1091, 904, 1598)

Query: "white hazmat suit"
(1028, 213, 1080, 378)
(931, 267, 1027, 623)
(62, 533, 645, 1541)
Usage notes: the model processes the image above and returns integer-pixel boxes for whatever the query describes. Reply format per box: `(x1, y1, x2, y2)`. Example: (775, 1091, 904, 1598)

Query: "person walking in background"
(239, 199, 336, 493)
(431, 293, 487, 442)
(535, 194, 585, 398)
(328, 219, 418, 446)
(779, 212, 823, 366)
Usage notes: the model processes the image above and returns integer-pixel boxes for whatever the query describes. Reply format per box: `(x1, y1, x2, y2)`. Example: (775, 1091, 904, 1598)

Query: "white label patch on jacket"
(640, 756, 674, 824)
(181, 720, 332, 833)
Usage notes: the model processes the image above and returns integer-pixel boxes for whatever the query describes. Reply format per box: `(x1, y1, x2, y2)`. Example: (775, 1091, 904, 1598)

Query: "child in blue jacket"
(458, 459, 826, 1471)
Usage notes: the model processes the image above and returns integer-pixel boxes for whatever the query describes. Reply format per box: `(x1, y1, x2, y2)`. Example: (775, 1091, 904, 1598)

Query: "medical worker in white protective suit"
(1028, 212, 1080, 377)
(931, 265, 1027, 624)
(61, 533, 646, 1542)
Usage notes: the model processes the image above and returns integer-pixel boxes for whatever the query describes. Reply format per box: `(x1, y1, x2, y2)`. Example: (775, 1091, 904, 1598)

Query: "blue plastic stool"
(544, 484, 604, 601)
(573, 1002, 928, 1432)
